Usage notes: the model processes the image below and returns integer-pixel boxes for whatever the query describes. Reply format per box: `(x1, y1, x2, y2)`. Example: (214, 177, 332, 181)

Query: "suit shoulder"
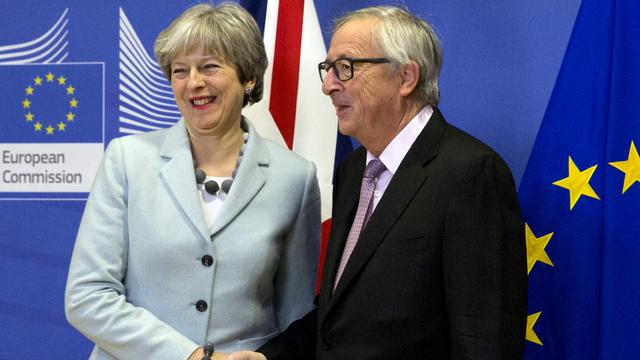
(433, 123, 517, 186)
(335, 146, 366, 169)
(257, 138, 318, 195)
(440, 123, 506, 164)
(106, 127, 170, 154)
(261, 137, 314, 169)
(102, 127, 172, 170)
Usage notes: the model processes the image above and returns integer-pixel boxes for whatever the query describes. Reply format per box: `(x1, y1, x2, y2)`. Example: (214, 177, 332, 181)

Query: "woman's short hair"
(334, 6, 443, 106)
(154, 2, 268, 106)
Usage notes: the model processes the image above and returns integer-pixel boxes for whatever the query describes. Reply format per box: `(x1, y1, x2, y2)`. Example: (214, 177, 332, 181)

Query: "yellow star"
(553, 156, 600, 210)
(66, 85, 75, 95)
(22, 99, 31, 108)
(34, 122, 43, 131)
(526, 311, 543, 345)
(70, 98, 78, 108)
(26, 86, 34, 95)
(609, 141, 640, 194)
(34, 76, 43, 85)
(66, 112, 75, 121)
(57, 76, 66, 85)
(57, 122, 66, 131)
(46, 72, 55, 82)
(46, 125, 55, 134)
(525, 224, 554, 274)
(25, 112, 34, 122)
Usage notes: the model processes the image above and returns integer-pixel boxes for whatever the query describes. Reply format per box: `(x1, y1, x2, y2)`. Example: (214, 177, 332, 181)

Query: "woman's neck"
(190, 125, 245, 177)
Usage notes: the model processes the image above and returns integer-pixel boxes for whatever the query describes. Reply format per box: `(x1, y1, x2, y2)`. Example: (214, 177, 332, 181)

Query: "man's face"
(322, 18, 403, 146)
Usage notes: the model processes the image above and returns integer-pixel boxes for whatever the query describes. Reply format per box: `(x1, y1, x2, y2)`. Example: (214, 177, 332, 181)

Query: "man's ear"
(398, 61, 420, 97)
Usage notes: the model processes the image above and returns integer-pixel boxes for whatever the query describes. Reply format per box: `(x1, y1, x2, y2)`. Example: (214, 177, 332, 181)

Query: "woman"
(64, 3, 320, 360)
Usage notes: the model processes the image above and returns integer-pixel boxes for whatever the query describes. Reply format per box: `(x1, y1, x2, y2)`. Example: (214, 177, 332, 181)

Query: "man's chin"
(337, 120, 354, 137)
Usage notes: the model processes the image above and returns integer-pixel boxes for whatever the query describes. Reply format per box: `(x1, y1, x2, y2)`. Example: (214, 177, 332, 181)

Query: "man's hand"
(187, 347, 204, 360)
(227, 351, 267, 360)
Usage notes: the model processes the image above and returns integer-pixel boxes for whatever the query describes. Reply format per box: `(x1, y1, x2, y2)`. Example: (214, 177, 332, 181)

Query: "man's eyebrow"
(324, 54, 350, 62)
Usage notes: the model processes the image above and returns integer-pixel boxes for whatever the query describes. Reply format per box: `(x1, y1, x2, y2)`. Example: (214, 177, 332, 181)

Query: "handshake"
(219, 352, 266, 360)
(188, 345, 267, 360)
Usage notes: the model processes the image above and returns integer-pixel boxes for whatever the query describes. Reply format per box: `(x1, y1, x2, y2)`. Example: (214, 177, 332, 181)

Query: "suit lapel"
(208, 119, 267, 237)
(159, 119, 210, 243)
(321, 109, 447, 316)
(318, 149, 366, 316)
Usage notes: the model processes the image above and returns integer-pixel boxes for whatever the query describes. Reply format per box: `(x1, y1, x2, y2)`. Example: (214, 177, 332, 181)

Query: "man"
(228, 6, 527, 359)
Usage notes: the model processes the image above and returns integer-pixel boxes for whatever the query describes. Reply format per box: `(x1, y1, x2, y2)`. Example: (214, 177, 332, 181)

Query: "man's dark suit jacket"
(259, 108, 527, 359)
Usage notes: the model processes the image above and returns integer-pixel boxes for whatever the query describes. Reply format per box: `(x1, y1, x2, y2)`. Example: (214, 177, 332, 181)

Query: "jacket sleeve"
(64, 138, 199, 360)
(273, 160, 321, 329)
(258, 160, 321, 360)
(443, 152, 527, 359)
(258, 308, 318, 360)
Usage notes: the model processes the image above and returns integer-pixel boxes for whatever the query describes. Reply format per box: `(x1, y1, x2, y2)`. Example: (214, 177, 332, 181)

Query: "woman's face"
(170, 46, 253, 136)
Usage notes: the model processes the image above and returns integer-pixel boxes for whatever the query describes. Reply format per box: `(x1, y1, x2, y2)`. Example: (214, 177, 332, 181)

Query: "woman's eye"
(202, 63, 220, 71)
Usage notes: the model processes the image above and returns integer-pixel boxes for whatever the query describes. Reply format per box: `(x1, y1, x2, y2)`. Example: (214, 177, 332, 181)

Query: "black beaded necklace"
(194, 131, 248, 196)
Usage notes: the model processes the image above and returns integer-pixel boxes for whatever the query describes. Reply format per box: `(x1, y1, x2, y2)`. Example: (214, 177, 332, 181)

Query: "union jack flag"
(241, 0, 346, 289)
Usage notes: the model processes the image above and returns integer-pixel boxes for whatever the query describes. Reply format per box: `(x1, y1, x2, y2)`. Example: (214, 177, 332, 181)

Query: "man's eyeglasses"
(318, 57, 389, 82)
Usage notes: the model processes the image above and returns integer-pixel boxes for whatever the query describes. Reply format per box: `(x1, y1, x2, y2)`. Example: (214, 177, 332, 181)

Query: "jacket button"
(321, 337, 332, 350)
(195, 300, 208, 312)
(201, 255, 214, 267)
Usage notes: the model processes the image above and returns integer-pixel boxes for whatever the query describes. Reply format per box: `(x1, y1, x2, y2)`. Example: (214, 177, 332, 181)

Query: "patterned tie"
(333, 159, 386, 290)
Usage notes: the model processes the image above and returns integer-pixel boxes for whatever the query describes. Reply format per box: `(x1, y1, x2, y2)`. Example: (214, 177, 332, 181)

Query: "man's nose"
(321, 67, 341, 95)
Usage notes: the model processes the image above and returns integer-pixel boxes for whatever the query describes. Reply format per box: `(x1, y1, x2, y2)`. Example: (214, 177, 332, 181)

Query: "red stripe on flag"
(316, 219, 332, 293)
(269, 0, 304, 149)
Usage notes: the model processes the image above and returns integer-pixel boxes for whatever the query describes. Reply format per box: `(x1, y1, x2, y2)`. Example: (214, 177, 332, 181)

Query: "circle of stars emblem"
(21, 71, 78, 135)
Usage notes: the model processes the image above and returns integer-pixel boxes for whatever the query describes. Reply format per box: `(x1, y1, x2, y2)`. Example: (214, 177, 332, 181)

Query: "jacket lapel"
(322, 109, 447, 316)
(208, 119, 267, 237)
(318, 149, 366, 314)
(159, 119, 210, 243)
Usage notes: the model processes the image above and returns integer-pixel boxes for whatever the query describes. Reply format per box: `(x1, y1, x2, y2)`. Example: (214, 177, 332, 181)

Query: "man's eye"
(338, 63, 351, 72)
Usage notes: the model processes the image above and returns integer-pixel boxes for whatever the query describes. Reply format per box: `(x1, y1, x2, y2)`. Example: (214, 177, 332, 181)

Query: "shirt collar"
(366, 105, 433, 174)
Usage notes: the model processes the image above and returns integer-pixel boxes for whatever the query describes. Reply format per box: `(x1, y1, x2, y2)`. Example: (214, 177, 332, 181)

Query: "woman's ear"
(244, 78, 257, 91)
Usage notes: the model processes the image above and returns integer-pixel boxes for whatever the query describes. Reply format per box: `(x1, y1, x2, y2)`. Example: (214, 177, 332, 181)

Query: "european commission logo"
(0, 64, 102, 143)
(0, 9, 104, 198)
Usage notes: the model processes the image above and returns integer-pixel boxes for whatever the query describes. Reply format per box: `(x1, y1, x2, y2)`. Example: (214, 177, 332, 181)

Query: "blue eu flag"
(0, 63, 102, 143)
(519, 0, 640, 358)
